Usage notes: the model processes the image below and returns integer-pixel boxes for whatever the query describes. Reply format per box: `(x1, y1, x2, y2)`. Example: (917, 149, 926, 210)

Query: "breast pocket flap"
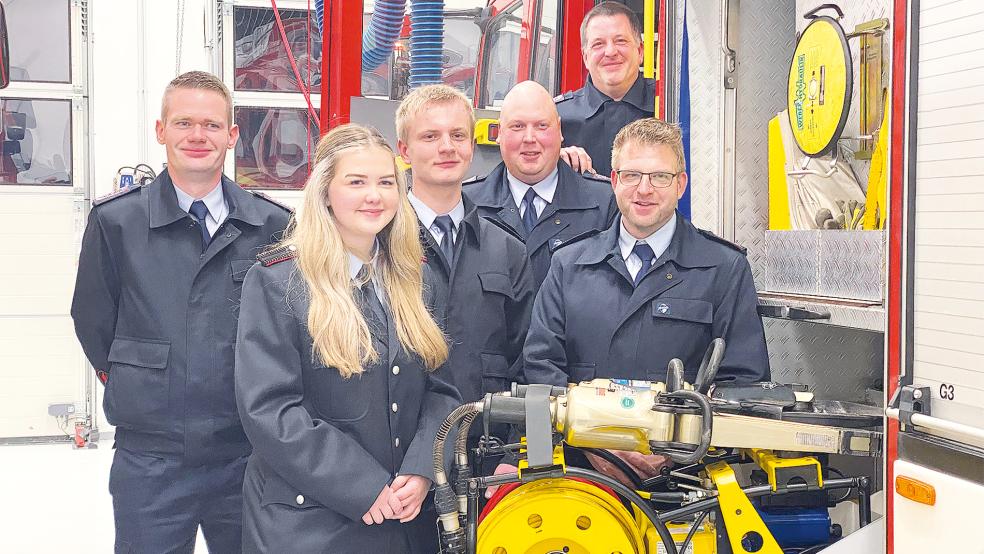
(651, 299, 713, 324)
(107, 337, 170, 370)
(478, 272, 514, 298)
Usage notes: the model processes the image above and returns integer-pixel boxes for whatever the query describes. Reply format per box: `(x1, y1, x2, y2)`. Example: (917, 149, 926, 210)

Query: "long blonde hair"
(280, 124, 448, 377)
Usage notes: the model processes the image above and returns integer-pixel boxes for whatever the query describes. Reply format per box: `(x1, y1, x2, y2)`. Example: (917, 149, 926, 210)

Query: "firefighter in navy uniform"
(525, 117, 770, 391)
(71, 72, 291, 553)
(235, 125, 460, 553)
(521, 118, 769, 488)
(396, 84, 534, 473)
(556, 2, 657, 177)
(465, 80, 618, 289)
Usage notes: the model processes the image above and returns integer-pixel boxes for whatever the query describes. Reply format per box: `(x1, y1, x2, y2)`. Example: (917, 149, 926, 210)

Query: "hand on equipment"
(389, 474, 431, 523)
(585, 450, 671, 489)
(362, 484, 403, 525)
(484, 463, 519, 499)
(559, 146, 596, 175)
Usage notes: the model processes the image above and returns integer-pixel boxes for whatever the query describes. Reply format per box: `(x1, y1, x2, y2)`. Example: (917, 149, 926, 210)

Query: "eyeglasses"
(615, 170, 680, 188)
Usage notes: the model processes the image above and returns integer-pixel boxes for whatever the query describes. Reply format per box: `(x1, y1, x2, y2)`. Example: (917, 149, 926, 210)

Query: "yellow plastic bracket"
(474, 118, 500, 146)
(706, 461, 783, 554)
(746, 448, 823, 491)
(516, 440, 566, 479)
(643, 0, 656, 79)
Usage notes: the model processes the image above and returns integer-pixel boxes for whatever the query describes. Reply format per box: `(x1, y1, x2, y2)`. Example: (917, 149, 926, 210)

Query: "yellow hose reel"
(477, 478, 646, 554)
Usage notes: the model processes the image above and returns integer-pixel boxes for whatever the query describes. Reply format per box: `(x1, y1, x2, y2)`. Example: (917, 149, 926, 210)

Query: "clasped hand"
(362, 474, 431, 525)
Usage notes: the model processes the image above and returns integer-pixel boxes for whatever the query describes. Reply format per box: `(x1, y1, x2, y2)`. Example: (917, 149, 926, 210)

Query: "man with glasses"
(525, 117, 769, 391)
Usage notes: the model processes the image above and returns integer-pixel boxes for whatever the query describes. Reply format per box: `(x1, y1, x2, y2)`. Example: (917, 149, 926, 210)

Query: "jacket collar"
(149, 170, 263, 229)
(582, 74, 651, 118)
(470, 161, 600, 211)
(576, 212, 717, 269)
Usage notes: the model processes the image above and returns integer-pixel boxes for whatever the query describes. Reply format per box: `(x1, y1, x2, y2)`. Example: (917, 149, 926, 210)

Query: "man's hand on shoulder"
(559, 146, 596, 175)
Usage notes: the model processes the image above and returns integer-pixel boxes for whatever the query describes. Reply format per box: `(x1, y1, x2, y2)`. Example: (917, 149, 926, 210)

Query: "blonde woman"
(235, 124, 459, 553)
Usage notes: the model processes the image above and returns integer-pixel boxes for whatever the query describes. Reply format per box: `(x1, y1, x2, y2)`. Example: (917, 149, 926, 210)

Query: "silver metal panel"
(682, 0, 723, 233)
(765, 318, 884, 403)
(765, 231, 820, 295)
(733, 0, 795, 286)
(819, 230, 885, 301)
(350, 96, 503, 178)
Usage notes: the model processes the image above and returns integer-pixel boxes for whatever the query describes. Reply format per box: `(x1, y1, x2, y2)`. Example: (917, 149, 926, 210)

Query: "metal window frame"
(217, 0, 322, 188)
(0, 0, 94, 444)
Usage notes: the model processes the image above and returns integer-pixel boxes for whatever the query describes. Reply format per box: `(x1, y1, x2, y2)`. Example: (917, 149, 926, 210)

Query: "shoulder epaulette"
(554, 228, 601, 251)
(92, 185, 142, 207)
(250, 190, 295, 213)
(257, 244, 298, 267)
(554, 90, 575, 103)
(480, 215, 524, 243)
(697, 228, 747, 255)
(581, 171, 612, 184)
(461, 175, 484, 187)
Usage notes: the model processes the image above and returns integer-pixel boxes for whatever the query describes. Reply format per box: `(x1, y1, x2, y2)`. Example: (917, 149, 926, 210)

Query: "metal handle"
(694, 339, 726, 394)
(887, 408, 984, 447)
(757, 304, 831, 321)
(804, 3, 843, 20)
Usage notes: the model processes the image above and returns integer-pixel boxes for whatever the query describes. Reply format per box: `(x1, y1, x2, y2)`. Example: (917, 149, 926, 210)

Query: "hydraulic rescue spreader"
(432, 340, 882, 554)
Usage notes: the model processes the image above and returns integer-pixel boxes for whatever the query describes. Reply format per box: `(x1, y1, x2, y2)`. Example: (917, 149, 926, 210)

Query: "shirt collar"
(505, 166, 559, 208)
(408, 190, 465, 231)
(173, 181, 225, 216)
(584, 73, 649, 115)
(618, 213, 677, 261)
(347, 242, 382, 281)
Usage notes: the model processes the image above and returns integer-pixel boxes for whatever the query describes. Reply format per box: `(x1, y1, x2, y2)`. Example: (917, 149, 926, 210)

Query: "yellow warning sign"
(787, 16, 852, 156)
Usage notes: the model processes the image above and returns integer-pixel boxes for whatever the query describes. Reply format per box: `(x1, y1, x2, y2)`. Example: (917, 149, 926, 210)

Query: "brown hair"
(580, 1, 643, 47)
(612, 118, 686, 172)
(160, 70, 234, 124)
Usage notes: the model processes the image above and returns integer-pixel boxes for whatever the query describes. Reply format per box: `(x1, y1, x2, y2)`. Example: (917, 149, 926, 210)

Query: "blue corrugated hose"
(363, 0, 408, 71)
(409, 0, 445, 88)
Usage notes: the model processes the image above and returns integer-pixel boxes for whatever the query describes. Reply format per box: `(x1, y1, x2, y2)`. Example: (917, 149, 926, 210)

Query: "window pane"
(0, 99, 72, 186)
(234, 7, 322, 93)
(479, 3, 524, 108)
(6, 0, 71, 83)
(532, 0, 560, 95)
(235, 106, 317, 190)
(361, 5, 483, 100)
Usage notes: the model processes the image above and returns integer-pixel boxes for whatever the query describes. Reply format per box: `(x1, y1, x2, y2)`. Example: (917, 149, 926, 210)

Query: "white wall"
(90, 0, 213, 199)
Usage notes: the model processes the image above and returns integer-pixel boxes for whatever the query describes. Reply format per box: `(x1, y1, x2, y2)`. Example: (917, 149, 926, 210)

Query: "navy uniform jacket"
(235, 254, 461, 553)
(464, 161, 618, 288)
(556, 75, 657, 176)
(418, 197, 534, 405)
(71, 171, 291, 464)
(525, 213, 770, 387)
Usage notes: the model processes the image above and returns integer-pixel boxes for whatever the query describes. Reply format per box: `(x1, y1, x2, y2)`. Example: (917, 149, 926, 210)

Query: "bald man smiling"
(464, 81, 618, 288)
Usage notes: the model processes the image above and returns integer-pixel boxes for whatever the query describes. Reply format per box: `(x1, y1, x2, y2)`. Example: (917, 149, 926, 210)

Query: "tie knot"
(522, 187, 539, 205)
(433, 215, 455, 235)
(632, 242, 656, 264)
(189, 200, 209, 220)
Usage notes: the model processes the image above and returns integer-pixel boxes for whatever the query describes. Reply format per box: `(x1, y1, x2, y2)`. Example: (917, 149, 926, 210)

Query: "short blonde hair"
(161, 70, 234, 124)
(612, 118, 686, 172)
(395, 84, 475, 142)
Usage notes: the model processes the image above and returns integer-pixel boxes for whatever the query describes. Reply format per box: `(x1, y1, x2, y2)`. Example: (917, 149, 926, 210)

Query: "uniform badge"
(656, 303, 670, 314)
(552, 239, 563, 247)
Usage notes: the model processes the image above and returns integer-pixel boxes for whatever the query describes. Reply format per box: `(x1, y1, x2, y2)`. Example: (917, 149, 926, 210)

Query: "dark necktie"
(433, 215, 455, 264)
(355, 267, 388, 335)
(188, 200, 211, 250)
(521, 188, 540, 233)
(632, 242, 656, 287)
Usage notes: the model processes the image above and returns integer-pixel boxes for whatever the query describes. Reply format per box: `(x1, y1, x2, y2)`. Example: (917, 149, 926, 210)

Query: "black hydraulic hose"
(657, 477, 863, 523)
(566, 466, 679, 554)
(578, 447, 646, 490)
(679, 510, 710, 553)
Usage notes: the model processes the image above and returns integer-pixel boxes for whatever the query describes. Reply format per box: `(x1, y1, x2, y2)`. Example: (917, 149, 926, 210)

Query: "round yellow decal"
(787, 16, 852, 156)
